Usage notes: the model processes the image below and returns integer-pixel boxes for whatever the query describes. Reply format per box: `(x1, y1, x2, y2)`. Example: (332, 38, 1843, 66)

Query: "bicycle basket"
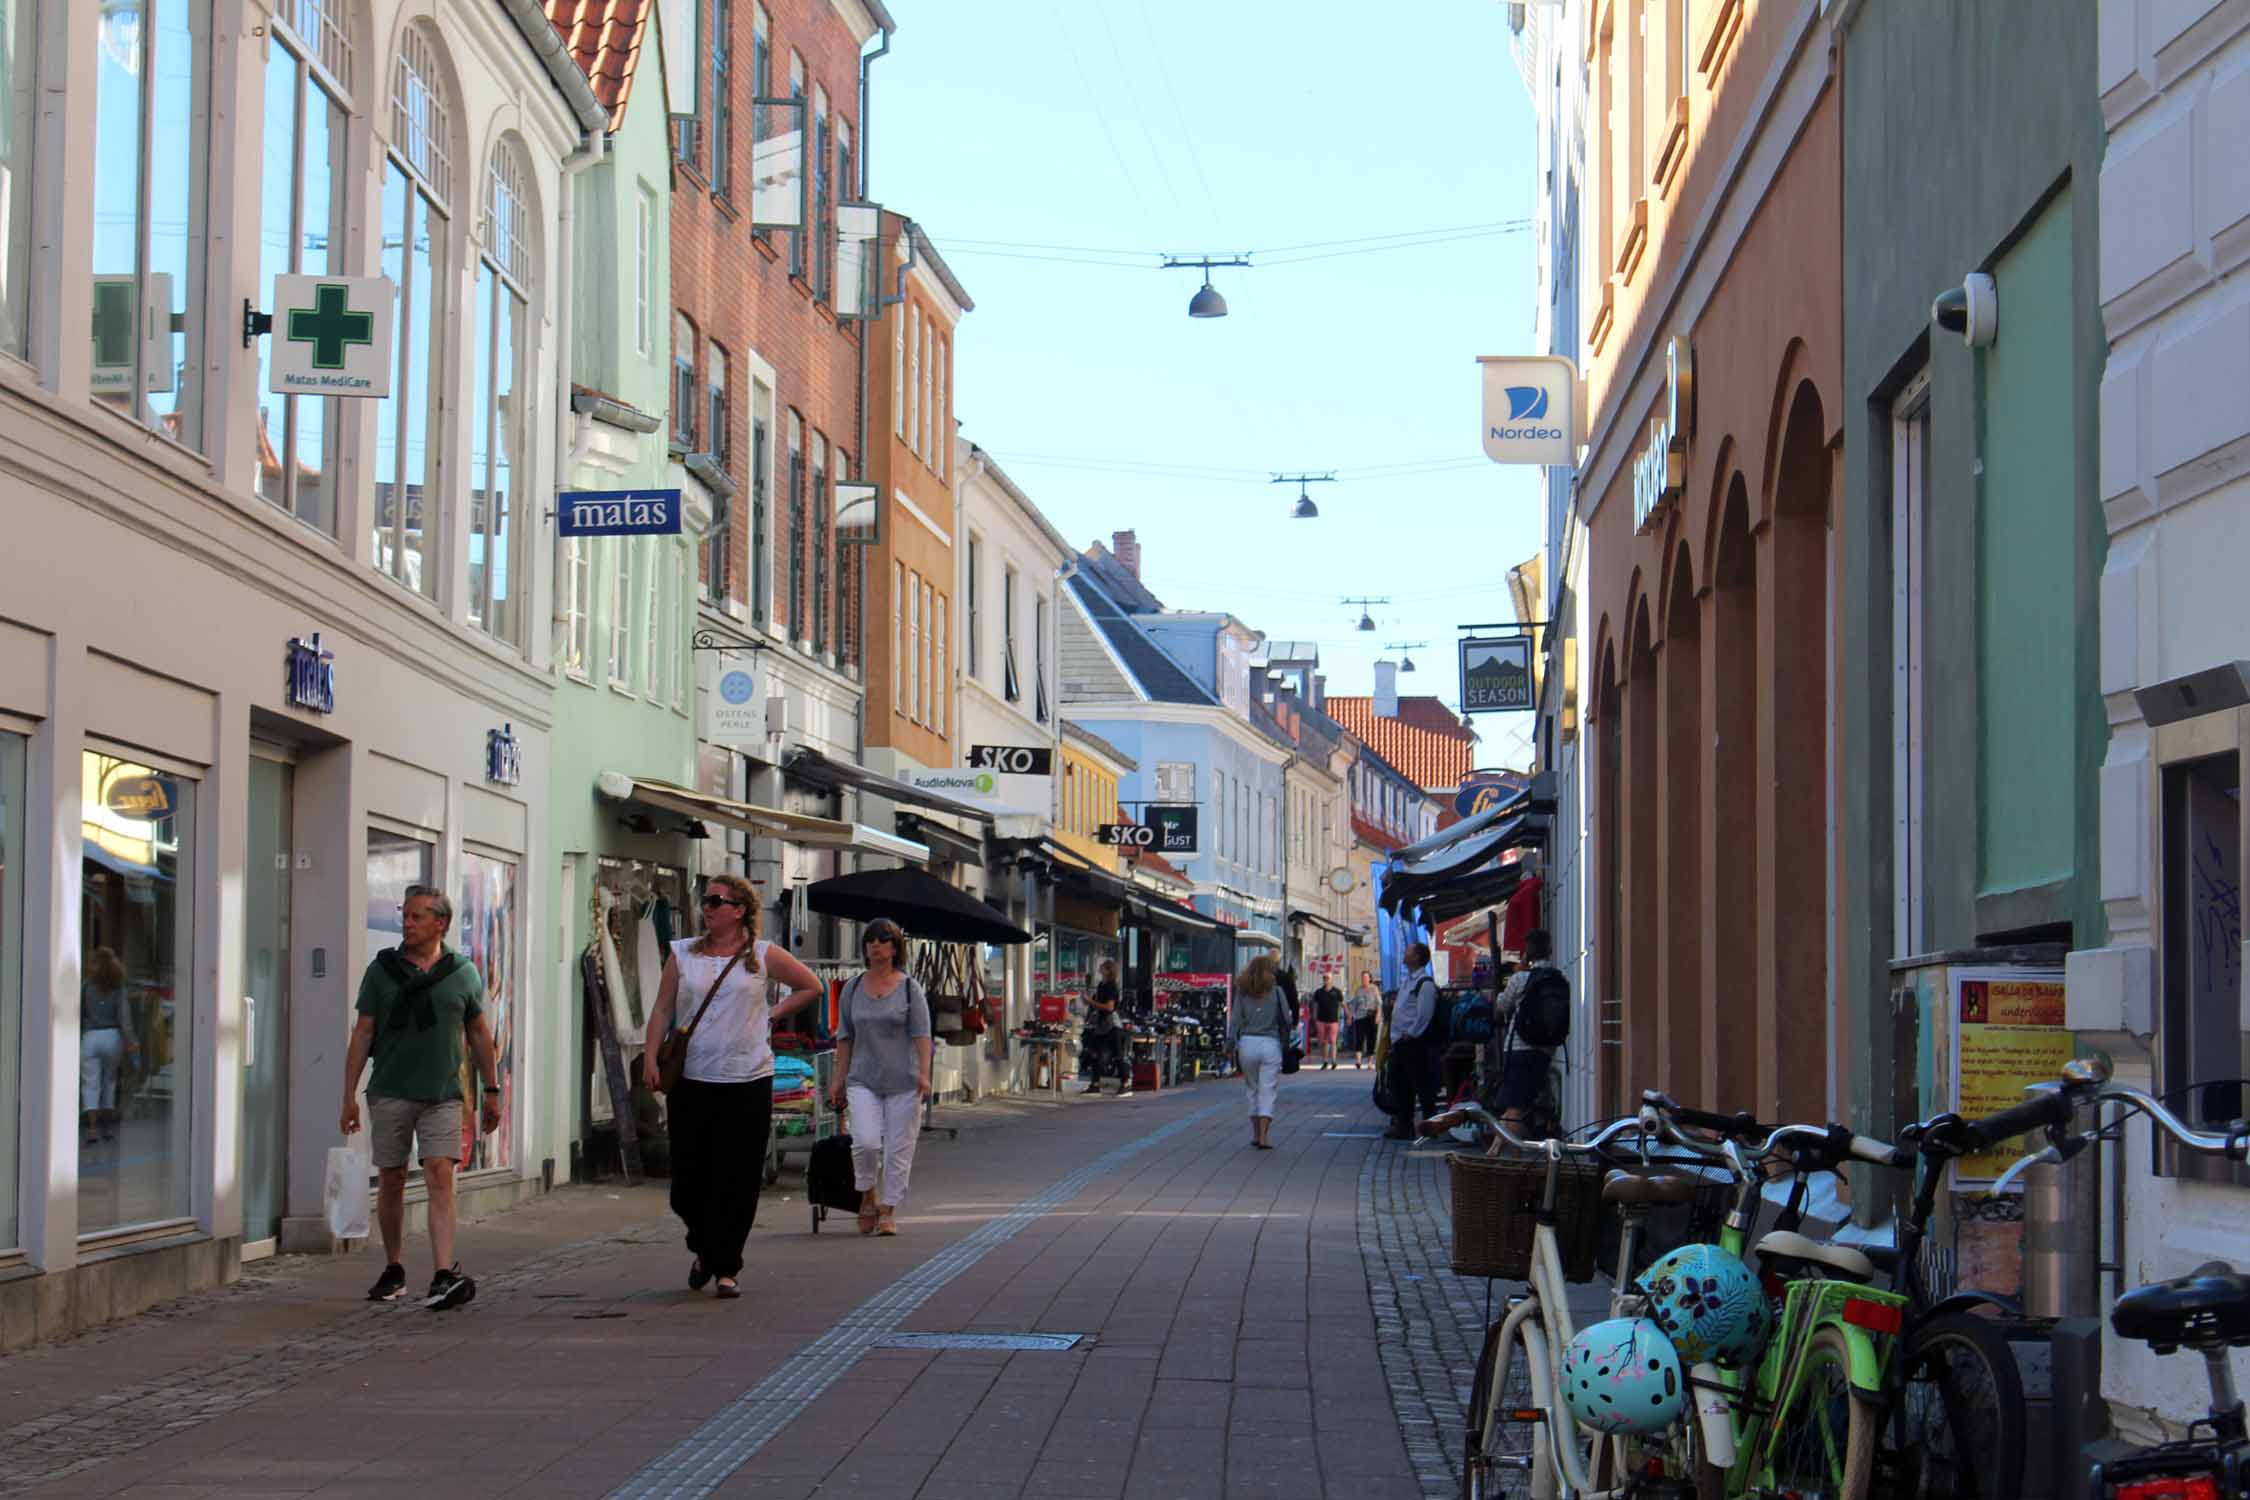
(1448, 1151, 1605, 1282)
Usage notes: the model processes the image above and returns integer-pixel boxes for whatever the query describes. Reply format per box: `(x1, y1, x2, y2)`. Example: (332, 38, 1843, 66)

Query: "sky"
(872, 0, 1546, 769)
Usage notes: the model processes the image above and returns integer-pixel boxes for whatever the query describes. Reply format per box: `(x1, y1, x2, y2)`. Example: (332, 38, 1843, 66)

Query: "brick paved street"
(0, 1071, 1571, 1500)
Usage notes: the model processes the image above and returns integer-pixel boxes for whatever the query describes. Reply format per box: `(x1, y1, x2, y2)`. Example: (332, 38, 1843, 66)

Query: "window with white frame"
(0, 0, 37, 360)
(254, 0, 352, 529)
(892, 560, 905, 713)
(812, 83, 831, 301)
(965, 536, 981, 679)
(919, 317, 933, 464)
(374, 23, 456, 597)
(906, 303, 921, 455)
(934, 593, 947, 737)
(635, 186, 655, 355)
(645, 539, 665, 703)
(610, 540, 634, 688)
(908, 569, 922, 723)
(709, 0, 733, 198)
(921, 577, 935, 726)
(92, 0, 212, 448)
(563, 539, 591, 675)
(702, 342, 729, 598)
(1217, 775, 1228, 859)
(672, 311, 696, 449)
(892, 296, 906, 439)
(750, 399, 771, 624)
(1156, 762, 1194, 803)
(1033, 594, 1049, 723)
(470, 135, 534, 645)
(1889, 373, 1929, 961)
(1001, 565, 1020, 702)
(672, 545, 688, 708)
(933, 335, 947, 477)
(811, 432, 829, 655)
(786, 52, 805, 276)
(786, 411, 805, 638)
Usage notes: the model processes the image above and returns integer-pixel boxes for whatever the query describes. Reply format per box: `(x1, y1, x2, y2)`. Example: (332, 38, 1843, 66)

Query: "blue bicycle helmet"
(1560, 1317, 1687, 1436)
(1634, 1242, 1771, 1367)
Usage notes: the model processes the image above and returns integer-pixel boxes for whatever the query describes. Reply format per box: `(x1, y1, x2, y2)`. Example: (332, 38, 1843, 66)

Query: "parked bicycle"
(1985, 1057, 2250, 1499)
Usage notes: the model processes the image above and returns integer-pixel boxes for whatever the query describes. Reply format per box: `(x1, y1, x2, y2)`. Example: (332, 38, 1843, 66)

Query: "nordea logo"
(1504, 385, 1549, 421)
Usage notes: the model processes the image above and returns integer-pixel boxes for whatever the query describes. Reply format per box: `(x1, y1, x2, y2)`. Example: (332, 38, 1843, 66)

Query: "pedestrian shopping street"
(0, 1072, 1563, 1500)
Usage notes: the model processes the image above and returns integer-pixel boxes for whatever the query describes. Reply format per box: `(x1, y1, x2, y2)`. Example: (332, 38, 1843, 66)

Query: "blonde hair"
(1238, 954, 1279, 997)
(693, 875, 763, 960)
(88, 946, 126, 989)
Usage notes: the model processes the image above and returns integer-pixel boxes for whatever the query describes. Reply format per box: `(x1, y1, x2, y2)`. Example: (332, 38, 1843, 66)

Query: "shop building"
(0, 0, 606, 1344)
(2080, 0, 2250, 1437)
(1570, 0, 1843, 1127)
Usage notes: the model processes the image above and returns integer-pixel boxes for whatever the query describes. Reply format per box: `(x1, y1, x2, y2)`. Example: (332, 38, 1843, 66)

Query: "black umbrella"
(802, 866, 1033, 945)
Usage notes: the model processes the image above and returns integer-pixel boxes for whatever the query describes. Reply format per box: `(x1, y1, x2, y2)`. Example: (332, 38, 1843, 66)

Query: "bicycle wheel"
(1463, 1315, 1552, 1500)
(1763, 1326, 1875, 1499)
(1885, 1311, 2026, 1500)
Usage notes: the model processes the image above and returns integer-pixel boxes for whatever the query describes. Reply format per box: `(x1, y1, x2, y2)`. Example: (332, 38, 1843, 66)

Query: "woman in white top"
(642, 874, 822, 1298)
(1228, 955, 1289, 1150)
(827, 918, 932, 1236)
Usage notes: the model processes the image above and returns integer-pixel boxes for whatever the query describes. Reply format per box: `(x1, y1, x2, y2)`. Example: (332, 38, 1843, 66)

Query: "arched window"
(470, 134, 534, 644)
(373, 21, 456, 596)
(256, 0, 357, 531)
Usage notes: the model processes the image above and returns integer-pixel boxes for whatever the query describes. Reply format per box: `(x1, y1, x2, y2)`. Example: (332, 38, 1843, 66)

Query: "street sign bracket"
(693, 629, 773, 660)
(241, 299, 272, 349)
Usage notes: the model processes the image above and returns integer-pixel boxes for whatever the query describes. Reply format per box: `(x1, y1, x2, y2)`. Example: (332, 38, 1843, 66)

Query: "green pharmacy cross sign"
(288, 283, 373, 369)
(264, 273, 395, 398)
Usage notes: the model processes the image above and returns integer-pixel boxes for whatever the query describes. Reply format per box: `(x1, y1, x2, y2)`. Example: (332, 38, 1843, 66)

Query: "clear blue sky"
(874, 0, 1544, 767)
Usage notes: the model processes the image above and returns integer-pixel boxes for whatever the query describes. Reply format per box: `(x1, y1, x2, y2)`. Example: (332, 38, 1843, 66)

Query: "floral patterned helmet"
(1634, 1242, 1772, 1368)
(1561, 1317, 1687, 1437)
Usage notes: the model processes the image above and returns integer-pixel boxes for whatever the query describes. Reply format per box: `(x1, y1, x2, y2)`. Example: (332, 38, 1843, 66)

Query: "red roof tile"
(1124, 847, 1192, 888)
(1328, 696, 1477, 793)
(544, 0, 650, 132)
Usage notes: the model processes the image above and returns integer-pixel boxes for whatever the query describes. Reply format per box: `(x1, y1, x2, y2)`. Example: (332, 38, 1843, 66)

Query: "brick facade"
(671, 0, 874, 670)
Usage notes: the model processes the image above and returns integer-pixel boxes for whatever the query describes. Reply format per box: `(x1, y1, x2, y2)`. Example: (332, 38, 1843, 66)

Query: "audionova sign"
(1478, 354, 1579, 465)
(905, 765, 1050, 817)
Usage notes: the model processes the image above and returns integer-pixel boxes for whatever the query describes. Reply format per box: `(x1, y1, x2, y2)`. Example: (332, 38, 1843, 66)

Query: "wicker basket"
(1449, 1151, 1606, 1282)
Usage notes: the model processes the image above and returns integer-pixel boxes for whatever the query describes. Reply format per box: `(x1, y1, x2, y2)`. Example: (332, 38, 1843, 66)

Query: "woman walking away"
(1312, 978, 1344, 1069)
(643, 874, 823, 1298)
(1346, 972, 1380, 1069)
(1230, 955, 1288, 1150)
(80, 947, 138, 1144)
(830, 919, 932, 1235)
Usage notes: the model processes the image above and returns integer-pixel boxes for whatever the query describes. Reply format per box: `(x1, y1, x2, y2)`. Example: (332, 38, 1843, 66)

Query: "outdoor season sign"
(267, 275, 395, 396)
(1460, 635, 1534, 712)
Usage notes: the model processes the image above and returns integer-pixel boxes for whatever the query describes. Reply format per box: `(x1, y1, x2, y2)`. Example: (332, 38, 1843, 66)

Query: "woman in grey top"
(829, 919, 932, 1236)
(80, 946, 139, 1145)
(1228, 955, 1288, 1150)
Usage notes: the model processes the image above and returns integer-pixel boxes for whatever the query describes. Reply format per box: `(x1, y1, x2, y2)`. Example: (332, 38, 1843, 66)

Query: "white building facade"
(2075, 0, 2250, 1435)
(0, 0, 603, 1344)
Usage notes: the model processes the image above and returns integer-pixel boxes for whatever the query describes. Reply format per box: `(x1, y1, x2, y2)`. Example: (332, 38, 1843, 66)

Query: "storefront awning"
(783, 748, 996, 825)
(1398, 815, 1532, 881)
(896, 813, 985, 867)
(1391, 787, 1528, 862)
(1235, 929, 1282, 951)
(1137, 896, 1233, 936)
(596, 773, 929, 864)
(1286, 909, 1368, 944)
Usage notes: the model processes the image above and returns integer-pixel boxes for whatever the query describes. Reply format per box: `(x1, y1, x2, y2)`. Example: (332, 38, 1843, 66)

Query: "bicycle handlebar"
(1640, 1098, 1913, 1176)
(1989, 1080, 2250, 1192)
(1418, 1103, 1650, 1159)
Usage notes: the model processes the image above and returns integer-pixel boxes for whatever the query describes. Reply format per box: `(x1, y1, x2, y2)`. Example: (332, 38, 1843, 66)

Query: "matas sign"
(557, 490, 684, 538)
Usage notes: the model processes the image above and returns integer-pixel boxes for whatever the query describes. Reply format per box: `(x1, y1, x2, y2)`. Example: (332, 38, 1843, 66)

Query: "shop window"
(2161, 752, 2248, 1183)
(254, 1, 351, 530)
(0, 731, 22, 1251)
(0, 0, 35, 360)
(457, 850, 517, 1173)
(91, 0, 211, 449)
(469, 135, 533, 647)
(78, 749, 196, 1236)
(361, 826, 433, 1155)
(373, 22, 456, 598)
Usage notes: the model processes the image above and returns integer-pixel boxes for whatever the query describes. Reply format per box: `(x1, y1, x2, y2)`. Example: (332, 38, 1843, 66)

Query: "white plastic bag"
(325, 1143, 370, 1241)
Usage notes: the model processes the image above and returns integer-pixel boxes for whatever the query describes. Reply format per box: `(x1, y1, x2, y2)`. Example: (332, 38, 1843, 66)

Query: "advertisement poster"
(1951, 970, 2070, 1184)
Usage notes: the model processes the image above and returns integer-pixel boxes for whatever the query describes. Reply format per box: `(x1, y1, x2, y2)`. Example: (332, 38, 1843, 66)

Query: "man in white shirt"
(1383, 943, 1443, 1140)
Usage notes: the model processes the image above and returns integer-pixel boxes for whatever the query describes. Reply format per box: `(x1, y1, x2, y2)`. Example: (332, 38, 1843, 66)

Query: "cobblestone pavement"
(1359, 1129, 1612, 1499)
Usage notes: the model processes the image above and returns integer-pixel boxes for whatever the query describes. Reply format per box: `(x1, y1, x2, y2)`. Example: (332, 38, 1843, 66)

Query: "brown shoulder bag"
(654, 944, 750, 1093)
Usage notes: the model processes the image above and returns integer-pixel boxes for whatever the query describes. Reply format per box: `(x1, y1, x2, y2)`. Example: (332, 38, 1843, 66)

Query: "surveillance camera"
(1931, 272, 1997, 348)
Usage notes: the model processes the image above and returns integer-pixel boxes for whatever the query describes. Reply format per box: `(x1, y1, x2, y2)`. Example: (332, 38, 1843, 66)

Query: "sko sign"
(1478, 354, 1578, 465)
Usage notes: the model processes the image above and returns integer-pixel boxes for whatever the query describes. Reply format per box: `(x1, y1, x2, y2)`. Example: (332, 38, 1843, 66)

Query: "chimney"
(1374, 659, 1400, 719)
(1111, 529, 1141, 578)
(1313, 673, 1326, 712)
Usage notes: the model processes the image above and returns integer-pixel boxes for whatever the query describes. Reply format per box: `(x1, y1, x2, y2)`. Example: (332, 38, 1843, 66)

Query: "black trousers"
(1085, 1028, 1130, 1084)
(666, 1075, 773, 1279)
(1389, 1035, 1441, 1129)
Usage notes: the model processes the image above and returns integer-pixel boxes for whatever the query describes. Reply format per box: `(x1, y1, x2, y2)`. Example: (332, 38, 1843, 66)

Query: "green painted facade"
(1837, 0, 2106, 1147)
(546, 12, 701, 1157)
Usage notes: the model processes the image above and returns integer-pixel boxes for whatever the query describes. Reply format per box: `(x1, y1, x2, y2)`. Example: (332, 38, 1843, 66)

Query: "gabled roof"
(1327, 695, 1477, 793)
(1067, 573, 1218, 707)
(1079, 543, 1166, 614)
(544, 0, 652, 133)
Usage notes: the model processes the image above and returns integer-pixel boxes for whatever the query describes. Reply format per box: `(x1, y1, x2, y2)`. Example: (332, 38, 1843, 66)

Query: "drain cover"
(876, 1332, 1086, 1352)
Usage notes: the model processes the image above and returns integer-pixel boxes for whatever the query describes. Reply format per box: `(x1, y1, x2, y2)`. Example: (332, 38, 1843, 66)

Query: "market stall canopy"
(802, 866, 1034, 944)
(595, 773, 929, 864)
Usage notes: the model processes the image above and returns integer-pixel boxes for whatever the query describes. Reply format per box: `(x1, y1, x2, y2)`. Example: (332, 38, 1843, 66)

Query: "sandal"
(714, 1278, 741, 1299)
(857, 1193, 880, 1236)
(876, 1209, 898, 1236)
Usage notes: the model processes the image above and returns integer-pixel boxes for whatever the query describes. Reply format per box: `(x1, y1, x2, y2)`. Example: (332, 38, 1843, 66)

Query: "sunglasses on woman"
(701, 894, 744, 910)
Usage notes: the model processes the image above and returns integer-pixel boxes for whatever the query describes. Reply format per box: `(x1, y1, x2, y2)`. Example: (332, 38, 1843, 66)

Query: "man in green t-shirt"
(341, 884, 501, 1310)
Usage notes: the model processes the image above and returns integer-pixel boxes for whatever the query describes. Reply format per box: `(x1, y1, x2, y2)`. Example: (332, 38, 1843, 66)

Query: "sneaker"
(424, 1264, 476, 1311)
(366, 1263, 407, 1302)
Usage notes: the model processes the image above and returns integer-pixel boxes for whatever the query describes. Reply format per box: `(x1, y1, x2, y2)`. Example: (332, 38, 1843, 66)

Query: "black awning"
(802, 866, 1033, 944)
(896, 813, 984, 867)
(1414, 864, 1526, 925)
(1139, 897, 1232, 936)
(1287, 909, 1369, 943)
(784, 748, 996, 825)
(1398, 815, 1528, 882)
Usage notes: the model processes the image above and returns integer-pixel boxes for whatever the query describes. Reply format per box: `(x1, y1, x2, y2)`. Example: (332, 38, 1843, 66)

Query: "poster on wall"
(1950, 969, 2070, 1184)
(458, 852, 519, 1173)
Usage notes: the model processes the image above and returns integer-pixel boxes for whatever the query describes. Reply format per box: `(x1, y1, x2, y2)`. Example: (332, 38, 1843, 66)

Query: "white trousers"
(81, 1028, 124, 1112)
(846, 1084, 921, 1207)
(1237, 1034, 1282, 1118)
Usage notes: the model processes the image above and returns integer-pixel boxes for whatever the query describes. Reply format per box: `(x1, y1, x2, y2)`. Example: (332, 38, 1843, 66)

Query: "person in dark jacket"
(1082, 959, 1131, 1094)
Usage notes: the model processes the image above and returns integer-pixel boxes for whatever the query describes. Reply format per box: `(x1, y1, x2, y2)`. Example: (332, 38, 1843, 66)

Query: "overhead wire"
(927, 220, 1532, 269)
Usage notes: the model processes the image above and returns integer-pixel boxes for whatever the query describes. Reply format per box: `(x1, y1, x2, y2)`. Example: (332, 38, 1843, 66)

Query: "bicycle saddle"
(1754, 1229, 1877, 1283)
(1601, 1170, 1700, 1206)
(2111, 1262, 2250, 1353)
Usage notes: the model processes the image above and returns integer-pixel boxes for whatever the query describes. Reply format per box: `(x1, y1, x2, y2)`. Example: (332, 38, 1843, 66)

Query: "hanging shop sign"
(267, 275, 396, 397)
(91, 273, 174, 393)
(284, 632, 336, 715)
(706, 668, 765, 748)
(1454, 773, 1524, 817)
(1632, 335, 1696, 534)
(486, 724, 522, 787)
(1460, 635, 1534, 713)
(904, 765, 1049, 816)
(969, 744, 1053, 776)
(1098, 822, 1154, 848)
(1478, 354, 1578, 465)
(558, 489, 683, 538)
(1147, 804, 1198, 854)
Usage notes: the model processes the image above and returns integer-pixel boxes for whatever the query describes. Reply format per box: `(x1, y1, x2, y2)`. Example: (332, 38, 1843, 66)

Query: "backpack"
(1511, 965, 1571, 1050)
(1449, 992, 1496, 1045)
(807, 1132, 862, 1215)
